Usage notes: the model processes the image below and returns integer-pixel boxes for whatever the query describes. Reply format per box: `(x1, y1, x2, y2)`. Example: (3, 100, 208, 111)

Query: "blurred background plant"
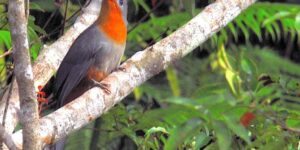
(1, 0, 300, 149)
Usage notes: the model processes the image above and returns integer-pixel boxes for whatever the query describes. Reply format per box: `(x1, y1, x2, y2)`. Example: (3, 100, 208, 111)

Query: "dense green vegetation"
(1, 0, 300, 149)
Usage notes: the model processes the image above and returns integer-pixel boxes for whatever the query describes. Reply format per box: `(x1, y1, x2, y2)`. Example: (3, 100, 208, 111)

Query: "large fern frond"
(128, 2, 300, 50)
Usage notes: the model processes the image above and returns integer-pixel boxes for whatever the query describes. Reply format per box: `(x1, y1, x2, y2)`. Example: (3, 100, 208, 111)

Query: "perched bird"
(39, 0, 128, 109)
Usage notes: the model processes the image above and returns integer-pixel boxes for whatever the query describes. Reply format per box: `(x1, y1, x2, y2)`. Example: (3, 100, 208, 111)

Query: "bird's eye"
(119, 0, 123, 5)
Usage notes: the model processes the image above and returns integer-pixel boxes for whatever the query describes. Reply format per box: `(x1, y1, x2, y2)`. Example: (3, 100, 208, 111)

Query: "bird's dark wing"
(54, 25, 104, 106)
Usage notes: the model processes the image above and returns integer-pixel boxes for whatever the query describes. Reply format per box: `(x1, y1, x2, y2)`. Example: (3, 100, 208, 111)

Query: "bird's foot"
(92, 80, 111, 95)
(114, 66, 126, 72)
(37, 85, 48, 115)
(37, 85, 48, 103)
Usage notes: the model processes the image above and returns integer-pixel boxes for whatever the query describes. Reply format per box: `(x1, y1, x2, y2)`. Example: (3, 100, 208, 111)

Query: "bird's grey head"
(117, 0, 128, 25)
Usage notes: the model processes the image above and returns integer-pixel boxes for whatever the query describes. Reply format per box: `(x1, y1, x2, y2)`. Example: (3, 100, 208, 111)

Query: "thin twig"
(0, 48, 12, 59)
(128, 0, 165, 33)
(0, 22, 8, 30)
(42, 9, 58, 30)
(279, 122, 300, 134)
(41, 0, 164, 38)
(76, 0, 83, 9)
(2, 76, 14, 128)
(264, 111, 300, 135)
(0, 68, 14, 150)
(61, 0, 69, 35)
(25, 0, 29, 19)
(40, 8, 80, 40)
(0, 76, 15, 150)
(0, 125, 17, 150)
(40, 0, 91, 40)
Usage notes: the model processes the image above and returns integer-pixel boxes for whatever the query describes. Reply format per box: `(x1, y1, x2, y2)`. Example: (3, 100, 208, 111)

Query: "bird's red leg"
(37, 85, 48, 114)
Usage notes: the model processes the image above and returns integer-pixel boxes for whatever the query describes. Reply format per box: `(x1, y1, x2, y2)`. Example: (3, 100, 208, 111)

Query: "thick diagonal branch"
(11, 0, 256, 148)
(8, 0, 40, 149)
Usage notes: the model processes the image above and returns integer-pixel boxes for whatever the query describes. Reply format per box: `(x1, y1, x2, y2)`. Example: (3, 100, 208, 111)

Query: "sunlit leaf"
(0, 30, 11, 48)
(225, 70, 239, 95)
(133, 87, 143, 101)
(145, 127, 168, 140)
(166, 66, 181, 96)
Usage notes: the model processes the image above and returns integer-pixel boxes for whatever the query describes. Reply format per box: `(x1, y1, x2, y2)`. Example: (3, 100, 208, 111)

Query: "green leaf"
(183, 0, 196, 16)
(295, 12, 300, 31)
(225, 70, 239, 95)
(260, 136, 286, 150)
(194, 132, 211, 149)
(263, 11, 292, 26)
(223, 115, 251, 144)
(30, 2, 45, 12)
(0, 49, 7, 83)
(255, 86, 276, 98)
(264, 23, 276, 42)
(28, 16, 47, 35)
(212, 120, 232, 150)
(227, 23, 238, 42)
(121, 127, 138, 143)
(244, 13, 262, 41)
(27, 27, 42, 60)
(164, 119, 202, 150)
(286, 118, 300, 128)
(218, 45, 232, 70)
(135, 105, 200, 130)
(30, 43, 41, 60)
(163, 97, 201, 109)
(145, 127, 168, 140)
(133, 87, 143, 101)
(235, 19, 250, 43)
(136, 0, 154, 18)
(271, 22, 281, 42)
(241, 57, 253, 74)
(166, 66, 181, 96)
(0, 30, 11, 48)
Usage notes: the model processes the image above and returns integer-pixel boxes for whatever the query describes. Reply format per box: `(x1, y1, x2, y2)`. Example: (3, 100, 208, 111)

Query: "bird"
(38, 0, 128, 110)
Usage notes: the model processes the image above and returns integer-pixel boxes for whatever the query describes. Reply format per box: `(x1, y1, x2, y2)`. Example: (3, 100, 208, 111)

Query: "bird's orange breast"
(97, 0, 127, 44)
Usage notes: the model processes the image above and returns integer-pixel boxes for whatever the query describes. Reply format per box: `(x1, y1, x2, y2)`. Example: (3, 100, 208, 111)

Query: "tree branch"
(0, 125, 17, 150)
(8, 0, 40, 149)
(10, 0, 257, 148)
(0, 0, 101, 134)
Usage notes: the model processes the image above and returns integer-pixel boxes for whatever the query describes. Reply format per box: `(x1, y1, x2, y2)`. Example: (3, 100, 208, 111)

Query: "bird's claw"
(115, 66, 126, 72)
(93, 80, 111, 95)
(36, 85, 48, 115)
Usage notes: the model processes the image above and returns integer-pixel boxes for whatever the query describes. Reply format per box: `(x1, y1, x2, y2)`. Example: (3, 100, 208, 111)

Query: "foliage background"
(0, 0, 300, 149)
